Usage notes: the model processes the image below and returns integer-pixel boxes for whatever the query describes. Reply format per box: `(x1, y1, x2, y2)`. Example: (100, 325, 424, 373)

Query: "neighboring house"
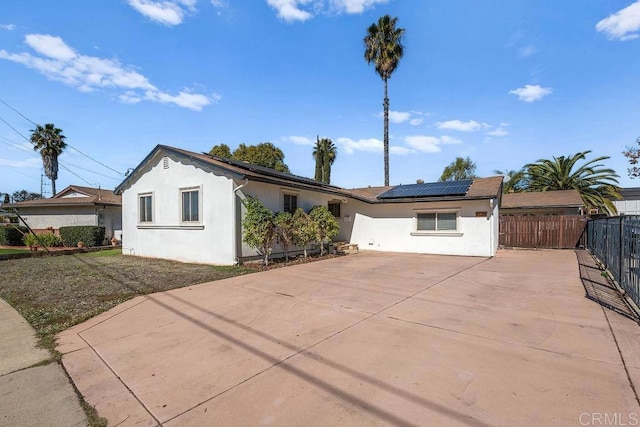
(500, 190, 585, 216)
(612, 188, 640, 215)
(116, 145, 503, 265)
(2, 185, 122, 240)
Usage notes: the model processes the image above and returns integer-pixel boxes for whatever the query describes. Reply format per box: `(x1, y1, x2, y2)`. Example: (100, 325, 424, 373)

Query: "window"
(416, 212, 457, 231)
(328, 201, 341, 218)
(181, 189, 199, 222)
(139, 194, 153, 223)
(283, 193, 297, 213)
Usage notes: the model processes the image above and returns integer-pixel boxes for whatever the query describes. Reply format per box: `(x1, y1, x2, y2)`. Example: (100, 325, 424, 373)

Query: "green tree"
(274, 211, 295, 262)
(242, 196, 276, 265)
(12, 190, 43, 202)
(364, 15, 405, 186)
(291, 208, 318, 259)
(30, 123, 67, 196)
(622, 136, 640, 178)
(309, 205, 340, 256)
(2, 193, 9, 204)
(312, 136, 337, 184)
(208, 142, 290, 173)
(494, 169, 529, 193)
(525, 151, 621, 215)
(439, 157, 477, 182)
(209, 143, 232, 158)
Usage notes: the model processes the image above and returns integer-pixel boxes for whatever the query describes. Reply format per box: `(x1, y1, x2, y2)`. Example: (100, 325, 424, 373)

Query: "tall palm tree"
(312, 136, 337, 184)
(493, 168, 529, 193)
(364, 15, 405, 186)
(525, 151, 621, 214)
(30, 123, 67, 196)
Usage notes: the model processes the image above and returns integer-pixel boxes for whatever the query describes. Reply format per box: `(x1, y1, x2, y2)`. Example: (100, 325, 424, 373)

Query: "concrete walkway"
(57, 250, 640, 426)
(0, 298, 87, 427)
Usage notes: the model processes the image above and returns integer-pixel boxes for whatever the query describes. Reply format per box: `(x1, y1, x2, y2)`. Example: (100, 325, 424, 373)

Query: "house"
(500, 190, 585, 216)
(1, 185, 122, 240)
(612, 188, 640, 215)
(115, 145, 503, 265)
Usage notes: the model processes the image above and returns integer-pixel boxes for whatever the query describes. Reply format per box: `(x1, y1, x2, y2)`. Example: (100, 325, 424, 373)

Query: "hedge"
(59, 226, 106, 248)
(0, 225, 29, 246)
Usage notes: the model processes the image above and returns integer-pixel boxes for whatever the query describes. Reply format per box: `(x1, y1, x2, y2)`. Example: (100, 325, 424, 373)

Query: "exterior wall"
(18, 206, 122, 240)
(614, 200, 640, 215)
(346, 198, 498, 257)
(237, 181, 348, 258)
(121, 155, 237, 265)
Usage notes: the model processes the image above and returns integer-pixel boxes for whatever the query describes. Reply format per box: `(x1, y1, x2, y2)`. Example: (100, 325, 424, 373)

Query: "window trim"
(411, 208, 463, 236)
(138, 192, 154, 224)
(180, 186, 202, 224)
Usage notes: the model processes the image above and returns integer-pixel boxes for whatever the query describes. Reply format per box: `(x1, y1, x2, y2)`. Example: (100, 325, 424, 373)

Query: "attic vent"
(163, 156, 169, 169)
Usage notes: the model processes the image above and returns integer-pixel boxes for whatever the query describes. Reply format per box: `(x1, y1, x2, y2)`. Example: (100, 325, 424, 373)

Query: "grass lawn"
(0, 248, 29, 255)
(0, 250, 254, 355)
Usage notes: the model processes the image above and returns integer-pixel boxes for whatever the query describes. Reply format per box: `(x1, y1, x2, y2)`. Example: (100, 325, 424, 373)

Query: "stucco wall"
(614, 200, 640, 215)
(346, 198, 497, 257)
(19, 207, 98, 230)
(121, 155, 237, 265)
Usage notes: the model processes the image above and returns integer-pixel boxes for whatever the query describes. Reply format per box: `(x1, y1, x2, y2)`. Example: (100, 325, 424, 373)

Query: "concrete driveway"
(57, 250, 640, 426)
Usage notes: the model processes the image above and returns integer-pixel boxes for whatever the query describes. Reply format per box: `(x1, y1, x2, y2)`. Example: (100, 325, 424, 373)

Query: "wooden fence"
(499, 215, 588, 249)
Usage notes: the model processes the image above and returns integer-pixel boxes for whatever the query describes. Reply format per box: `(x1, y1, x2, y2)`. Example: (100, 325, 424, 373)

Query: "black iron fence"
(585, 216, 640, 309)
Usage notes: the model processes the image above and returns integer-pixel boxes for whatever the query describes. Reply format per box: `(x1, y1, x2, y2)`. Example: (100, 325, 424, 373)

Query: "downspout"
(232, 178, 249, 264)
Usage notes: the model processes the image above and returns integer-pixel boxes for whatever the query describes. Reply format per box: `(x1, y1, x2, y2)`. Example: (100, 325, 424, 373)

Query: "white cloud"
(487, 128, 508, 137)
(518, 44, 537, 57)
(436, 119, 482, 132)
(267, 0, 387, 22)
(330, 0, 389, 14)
(284, 135, 314, 145)
(378, 110, 428, 125)
(0, 24, 16, 31)
(596, 1, 640, 41)
(127, 0, 197, 26)
(267, 0, 314, 22)
(0, 34, 212, 111)
(404, 135, 441, 153)
(336, 137, 382, 154)
(387, 110, 411, 124)
(509, 84, 552, 102)
(390, 146, 414, 155)
(409, 118, 423, 126)
(440, 135, 462, 144)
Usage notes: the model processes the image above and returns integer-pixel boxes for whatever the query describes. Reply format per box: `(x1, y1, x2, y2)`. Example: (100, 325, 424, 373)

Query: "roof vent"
(416, 179, 424, 184)
(163, 156, 169, 169)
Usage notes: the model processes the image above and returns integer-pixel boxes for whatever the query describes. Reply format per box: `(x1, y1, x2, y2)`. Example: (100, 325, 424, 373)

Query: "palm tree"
(312, 136, 337, 184)
(525, 151, 621, 214)
(364, 15, 405, 186)
(30, 123, 67, 196)
(493, 169, 529, 193)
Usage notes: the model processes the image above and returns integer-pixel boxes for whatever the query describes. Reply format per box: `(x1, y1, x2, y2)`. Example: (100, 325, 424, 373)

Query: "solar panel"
(378, 179, 473, 199)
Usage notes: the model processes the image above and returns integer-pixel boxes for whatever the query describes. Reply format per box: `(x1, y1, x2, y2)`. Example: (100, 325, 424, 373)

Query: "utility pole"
(40, 172, 50, 198)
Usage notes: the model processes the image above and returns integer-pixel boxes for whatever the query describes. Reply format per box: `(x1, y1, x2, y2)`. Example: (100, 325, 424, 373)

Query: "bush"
(22, 233, 39, 250)
(0, 225, 28, 246)
(37, 232, 62, 247)
(59, 226, 105, 248)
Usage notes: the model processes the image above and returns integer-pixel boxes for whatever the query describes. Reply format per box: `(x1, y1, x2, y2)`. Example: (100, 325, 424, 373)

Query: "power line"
(0, 115, 31, 142)
(64, 161, 121, 181)
(0, 98, 125, 176)
(58, 163, 93, 186)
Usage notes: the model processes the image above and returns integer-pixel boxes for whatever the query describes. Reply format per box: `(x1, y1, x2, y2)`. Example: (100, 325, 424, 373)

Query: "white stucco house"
(612, 188, 640, 215)
(2, 185, 122, 240)
(115, 145, 503, 265)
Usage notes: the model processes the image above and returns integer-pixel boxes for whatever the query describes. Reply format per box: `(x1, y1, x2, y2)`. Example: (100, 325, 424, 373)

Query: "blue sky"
(0, 0, 639, 196)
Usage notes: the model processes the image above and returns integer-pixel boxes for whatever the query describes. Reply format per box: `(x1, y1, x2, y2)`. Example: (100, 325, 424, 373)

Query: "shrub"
(0, 225, 28, 246)
(242, 197, 276, 265)
(59, 226, 105, 248)
(309, 205, 340, 256)
(37, 232, 62, 247)
(291, 208, 318, 258)
(22, 233, 39, 251)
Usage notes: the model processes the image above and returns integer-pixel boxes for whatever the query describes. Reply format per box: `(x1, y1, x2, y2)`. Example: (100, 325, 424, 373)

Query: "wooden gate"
(499, 215, 588, 249)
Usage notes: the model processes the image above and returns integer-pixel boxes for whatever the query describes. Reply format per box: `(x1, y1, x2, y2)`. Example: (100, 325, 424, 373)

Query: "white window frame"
(180, 186, 202, 224)
(138, 193, 153, 224)
(282, 190, 299, 214)
(411, 208, 463, 236)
